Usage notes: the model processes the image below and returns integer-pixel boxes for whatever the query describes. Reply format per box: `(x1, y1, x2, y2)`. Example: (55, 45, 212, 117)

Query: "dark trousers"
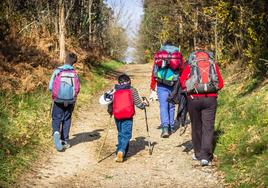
(187, 97, 217, 161)
(52, 102, 74, 141)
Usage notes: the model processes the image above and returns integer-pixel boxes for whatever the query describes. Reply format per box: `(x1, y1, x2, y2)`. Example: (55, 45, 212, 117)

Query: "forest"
(0, 0, 267, 187)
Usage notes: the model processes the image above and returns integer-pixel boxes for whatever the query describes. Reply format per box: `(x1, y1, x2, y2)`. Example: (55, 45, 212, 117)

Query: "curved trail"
(20, 64, 223, 188)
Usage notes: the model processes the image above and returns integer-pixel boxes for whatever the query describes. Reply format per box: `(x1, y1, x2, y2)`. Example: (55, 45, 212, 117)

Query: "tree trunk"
(59, 0, 65, 63)
(214, 16, 218, 61)
(193, 7, 198, 49)
(88, 0, 93, 43)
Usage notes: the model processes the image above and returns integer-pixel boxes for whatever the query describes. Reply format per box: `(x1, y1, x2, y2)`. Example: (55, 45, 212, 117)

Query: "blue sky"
(106, 0, 144, 62)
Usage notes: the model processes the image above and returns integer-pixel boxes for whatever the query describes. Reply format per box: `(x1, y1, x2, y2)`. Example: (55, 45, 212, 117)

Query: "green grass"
(215, 77, 268, 187)
(0, 60, 123, 187)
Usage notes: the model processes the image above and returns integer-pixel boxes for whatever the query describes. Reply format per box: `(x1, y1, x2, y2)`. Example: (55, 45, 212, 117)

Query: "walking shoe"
(62, 141, 71, 149)
(192, 154, 198, 161)
(53, 131, 63, 151)
(161, 127, 169, 138)
(200, 159, 209, 166)
(115, 151, 124, 162)
(170, 127, 176, 134)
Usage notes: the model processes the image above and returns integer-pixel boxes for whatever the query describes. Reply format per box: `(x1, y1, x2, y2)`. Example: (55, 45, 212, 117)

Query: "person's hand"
(142, 97, 150, 107)
(149, 89, 158, 101)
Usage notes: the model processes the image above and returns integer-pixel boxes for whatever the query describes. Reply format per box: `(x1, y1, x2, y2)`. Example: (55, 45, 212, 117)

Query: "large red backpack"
(113, 89, 135, 120)
(154, 50, 182, 70)
(186, 51, 219, 94)
(153, 50, 182, 86)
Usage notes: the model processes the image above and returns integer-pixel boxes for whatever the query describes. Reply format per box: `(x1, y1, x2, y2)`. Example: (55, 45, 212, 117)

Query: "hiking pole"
(142, 97, 152, 155)
(97, 115, 113, 163)
(179, 113, 190, 136)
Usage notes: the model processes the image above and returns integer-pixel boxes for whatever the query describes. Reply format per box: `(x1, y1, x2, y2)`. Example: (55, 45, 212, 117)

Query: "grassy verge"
(215, 77, 268, 187)
(0, 60, 123, 187)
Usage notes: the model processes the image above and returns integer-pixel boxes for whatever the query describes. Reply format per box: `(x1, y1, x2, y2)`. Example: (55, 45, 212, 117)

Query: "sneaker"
(53, 131, 63, 151)
(116, 151, 124, 162)
(62, 141, 71, 149)
(200, 159, 209, 166)
(161, 127, 169, 138)
(192, 154, 198, 161)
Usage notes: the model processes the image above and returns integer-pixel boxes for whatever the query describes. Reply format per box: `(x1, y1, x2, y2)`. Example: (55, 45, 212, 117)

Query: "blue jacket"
(49, 64, 74, 91)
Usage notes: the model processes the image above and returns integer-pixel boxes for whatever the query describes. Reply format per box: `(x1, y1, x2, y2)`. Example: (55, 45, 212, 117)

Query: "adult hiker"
(167, 61, 190, 129)
(103, 74, 148, 162)
(150, 40, 185, 138)
(180, 40, 224, 166)
(49, 52, 80, 151)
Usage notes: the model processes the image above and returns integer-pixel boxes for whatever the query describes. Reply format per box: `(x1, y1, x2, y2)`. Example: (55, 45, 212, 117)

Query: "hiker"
(49, 52, 80, 151)
(150, 40, 185, 138)
(167, 61, 190, 129)
(105, 74, 148, 162)
(180, 40, 224, 166)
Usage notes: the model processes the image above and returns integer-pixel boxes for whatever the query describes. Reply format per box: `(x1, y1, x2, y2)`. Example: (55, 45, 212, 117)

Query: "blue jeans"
(52, 102, 74, 141)
(157, 83, 175, 128)
(115, 118, 133, 156)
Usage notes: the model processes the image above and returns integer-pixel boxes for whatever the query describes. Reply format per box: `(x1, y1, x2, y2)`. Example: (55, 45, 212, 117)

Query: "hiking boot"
(62, 141, 71, 149)
(168, 126, 176, 134)
(161, 127, 169, 138)
(53, 131, 63, 151)
(115, 151, 124, 162)
(170, 127, 176, 134)
(200, 159, 209, 166)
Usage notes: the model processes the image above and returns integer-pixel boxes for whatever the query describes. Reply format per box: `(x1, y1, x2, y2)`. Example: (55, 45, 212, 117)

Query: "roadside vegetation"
(215, 75, 268, 187)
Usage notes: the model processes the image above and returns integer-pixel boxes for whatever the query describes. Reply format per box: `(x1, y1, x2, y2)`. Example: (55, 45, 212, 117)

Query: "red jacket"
(150, 57, 185, 90)
(179, 63, 224, 97)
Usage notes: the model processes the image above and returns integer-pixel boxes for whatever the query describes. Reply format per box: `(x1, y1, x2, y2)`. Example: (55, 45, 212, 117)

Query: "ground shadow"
(127, 136, 157, 158)
(176, 140, 193, 153)
(69, 129, 104, 147)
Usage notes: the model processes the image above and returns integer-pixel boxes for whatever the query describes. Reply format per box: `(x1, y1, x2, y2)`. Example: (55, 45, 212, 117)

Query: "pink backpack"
(52, 69, 80, 103)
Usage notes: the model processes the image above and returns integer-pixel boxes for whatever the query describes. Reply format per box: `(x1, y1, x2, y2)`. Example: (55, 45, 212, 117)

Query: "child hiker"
(103, 74, 148, 162)
(49, 52, 80, 151)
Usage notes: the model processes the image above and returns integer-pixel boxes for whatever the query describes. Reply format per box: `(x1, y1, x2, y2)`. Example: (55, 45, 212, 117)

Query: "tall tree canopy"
(136, 0, 268, 76)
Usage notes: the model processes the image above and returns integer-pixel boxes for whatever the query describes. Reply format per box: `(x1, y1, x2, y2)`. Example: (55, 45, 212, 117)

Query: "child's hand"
(142, 97, 150, 107)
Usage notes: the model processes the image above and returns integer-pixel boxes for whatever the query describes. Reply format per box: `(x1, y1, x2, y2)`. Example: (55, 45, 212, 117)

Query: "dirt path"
(20, 64, 224, 188)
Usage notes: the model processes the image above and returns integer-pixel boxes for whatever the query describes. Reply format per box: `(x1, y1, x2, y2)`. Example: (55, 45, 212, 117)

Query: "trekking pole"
(97, 115, 113, 162)
(142, 97, 152, 155)
(179, 112, 189, 136)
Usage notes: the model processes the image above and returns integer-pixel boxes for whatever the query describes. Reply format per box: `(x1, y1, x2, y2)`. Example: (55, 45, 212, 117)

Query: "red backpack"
(186, 51, 219, 94)
(113, 89, 135, 120)
(154, 50, 182, 70)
